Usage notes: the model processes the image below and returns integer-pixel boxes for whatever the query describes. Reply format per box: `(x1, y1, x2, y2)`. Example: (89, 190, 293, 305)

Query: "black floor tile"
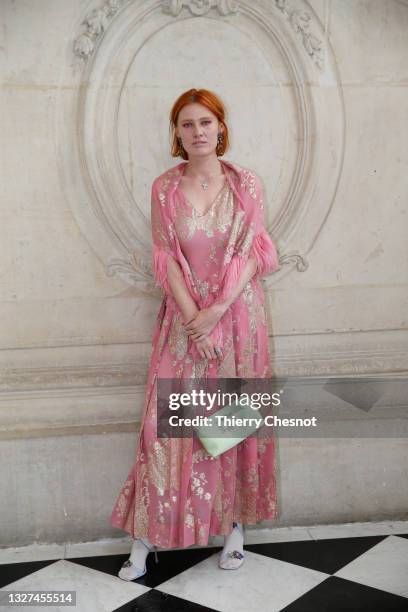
(113, 588, 218, 611)
(68, 546, 221, 588)
(280, 575, 408, 611)
(245, 535, 387, 574)
(0, 559, 59, 588)
(394, 533, 408, 539)
(1, 533, 407, 611)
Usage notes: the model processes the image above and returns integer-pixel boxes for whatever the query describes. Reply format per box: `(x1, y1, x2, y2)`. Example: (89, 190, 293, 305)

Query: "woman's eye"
(183, 121, 211, 127)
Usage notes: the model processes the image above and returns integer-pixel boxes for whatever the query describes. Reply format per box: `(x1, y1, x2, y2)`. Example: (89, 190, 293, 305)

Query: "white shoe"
(219, 522, 245, 570)
(118, 539, 159, 581)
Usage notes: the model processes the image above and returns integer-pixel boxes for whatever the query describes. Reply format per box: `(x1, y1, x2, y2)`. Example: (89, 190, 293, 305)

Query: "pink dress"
(110, 159, 280, 549)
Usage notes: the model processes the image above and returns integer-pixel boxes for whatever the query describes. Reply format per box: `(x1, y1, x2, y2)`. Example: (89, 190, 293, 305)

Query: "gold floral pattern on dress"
(211, 465, 224, 523)
(191, 357, 209, 378)
(242, 281, 260, 335)
(222, 211, 245, 265)
(157, 168, 178, 206)
(207, 242, 219, 268)
(191, 470, 212, 501)
(193, 448, 215, 463)
(174, 183, 234, 241)
(239, 334, 255, 377)
(237, 222, 255, 258)
(190, 268, 210, 300)
(240, 169, 258, 200)
(111, 161, 279, 548)
(168, 312, 188, 362)
(217, 333, 236, 378)
(149, 439, 170, 497)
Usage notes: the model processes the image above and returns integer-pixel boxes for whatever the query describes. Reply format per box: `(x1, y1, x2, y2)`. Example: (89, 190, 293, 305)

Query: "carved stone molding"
(105, 254, 161, 299)
(1, 362, 407, 440)
(278, 252, 308, 273)
(161, 0, 239, 17)
(161, 0, 324, 69)
(74, 0, 323, 69)
(0, 364, 146, 392)
(74, 0, 129, 60)
(1, 343, 406, 396)
(74, 0, 239, 62)
(273, 0, 323, 70)
(60, 0, 344, 296)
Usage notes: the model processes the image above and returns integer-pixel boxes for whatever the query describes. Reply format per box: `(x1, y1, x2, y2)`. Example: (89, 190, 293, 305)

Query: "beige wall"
(1, 0, 407, 546)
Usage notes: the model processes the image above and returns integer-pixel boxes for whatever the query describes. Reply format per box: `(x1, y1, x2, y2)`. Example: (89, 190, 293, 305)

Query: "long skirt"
(110, 285, 278, 549)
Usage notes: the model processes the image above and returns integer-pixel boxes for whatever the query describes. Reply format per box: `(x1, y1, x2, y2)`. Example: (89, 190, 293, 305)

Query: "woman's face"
(176, 103, 223, 158)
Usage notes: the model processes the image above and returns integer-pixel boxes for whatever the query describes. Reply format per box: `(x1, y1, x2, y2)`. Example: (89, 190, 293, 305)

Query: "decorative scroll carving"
(64, 0, 343, 292)
(74, 0, 238, 60)
(277, 251, 308, 272)
(161, 0, 239, 17)
(106, 254, 161, 297)
(73, 0, 129, 60)
(274, 0, 323, 70)
(105, 244, 305, 298)
(73, 1, 322, 66)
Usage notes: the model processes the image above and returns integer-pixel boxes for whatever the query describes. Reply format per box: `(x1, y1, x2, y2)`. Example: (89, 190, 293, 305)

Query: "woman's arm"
(167, 256, 200, 323)
(183, 255, 258, 341)
(151, 180, 199, 323)
(168, 257, 219, 360)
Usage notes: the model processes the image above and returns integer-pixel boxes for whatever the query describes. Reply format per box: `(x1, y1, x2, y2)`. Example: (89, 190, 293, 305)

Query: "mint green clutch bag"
(193, 396, 264, 458)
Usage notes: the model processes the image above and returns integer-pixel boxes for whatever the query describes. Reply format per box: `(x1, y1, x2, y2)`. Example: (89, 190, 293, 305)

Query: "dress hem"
(110, 510, 279, 550)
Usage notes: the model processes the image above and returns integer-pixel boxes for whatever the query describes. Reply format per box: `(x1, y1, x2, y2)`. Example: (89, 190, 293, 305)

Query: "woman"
(110, 88, 280, 579)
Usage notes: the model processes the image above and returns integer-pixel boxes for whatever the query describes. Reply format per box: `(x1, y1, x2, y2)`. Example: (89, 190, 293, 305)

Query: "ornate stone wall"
(1, 0, 407, 544)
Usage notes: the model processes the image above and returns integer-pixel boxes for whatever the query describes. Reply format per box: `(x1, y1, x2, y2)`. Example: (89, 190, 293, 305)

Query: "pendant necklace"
(200, 168, 222, 190)
(186, 163, 223, 189)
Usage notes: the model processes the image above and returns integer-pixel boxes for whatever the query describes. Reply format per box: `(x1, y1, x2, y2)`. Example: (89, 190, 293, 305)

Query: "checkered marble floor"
(1, 524, 408, 611)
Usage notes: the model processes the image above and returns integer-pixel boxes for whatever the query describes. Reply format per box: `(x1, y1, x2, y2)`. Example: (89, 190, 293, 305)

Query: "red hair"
(169, 88, 230, 160)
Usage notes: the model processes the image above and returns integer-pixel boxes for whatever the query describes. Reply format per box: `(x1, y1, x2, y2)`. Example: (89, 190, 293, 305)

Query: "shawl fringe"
(250, 230, 279, 278)
(153, 247, 172, 296)
(215, 253, 249, 306)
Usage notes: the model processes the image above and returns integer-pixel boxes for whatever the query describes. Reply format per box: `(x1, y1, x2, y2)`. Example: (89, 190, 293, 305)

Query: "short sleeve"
(249, 174, 279, 278)
(150, 180, 175, 296)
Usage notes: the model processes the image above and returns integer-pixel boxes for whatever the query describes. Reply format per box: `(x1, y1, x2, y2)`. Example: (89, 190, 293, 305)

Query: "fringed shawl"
(150, 158, 279, 352)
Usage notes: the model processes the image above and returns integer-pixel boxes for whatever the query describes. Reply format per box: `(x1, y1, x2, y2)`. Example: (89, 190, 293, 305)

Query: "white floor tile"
(1, 559, 149, 612)
(335, 535, 408, 598)
(157, 550, 329, 612)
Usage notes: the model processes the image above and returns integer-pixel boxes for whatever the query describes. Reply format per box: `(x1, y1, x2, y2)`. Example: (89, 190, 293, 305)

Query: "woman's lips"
(194, 142, 207, 145)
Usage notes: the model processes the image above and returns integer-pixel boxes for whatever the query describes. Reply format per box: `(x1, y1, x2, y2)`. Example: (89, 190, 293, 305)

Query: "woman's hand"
(183, 303, 226, 341)
(193, 335, 220, 361)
